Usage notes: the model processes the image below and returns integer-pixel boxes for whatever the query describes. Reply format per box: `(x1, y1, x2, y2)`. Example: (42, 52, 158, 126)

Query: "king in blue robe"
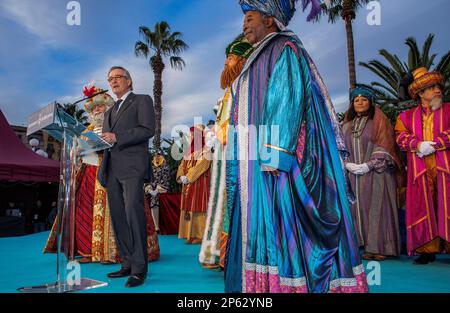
(224, 0, 369, 293)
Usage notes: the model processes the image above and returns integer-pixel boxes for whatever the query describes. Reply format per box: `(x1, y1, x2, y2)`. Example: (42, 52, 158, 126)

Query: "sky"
(0, 0, 449, 139)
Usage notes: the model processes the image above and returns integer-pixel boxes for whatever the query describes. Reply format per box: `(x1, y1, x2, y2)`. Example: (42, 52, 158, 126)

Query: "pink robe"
(396, 103, 450, 255)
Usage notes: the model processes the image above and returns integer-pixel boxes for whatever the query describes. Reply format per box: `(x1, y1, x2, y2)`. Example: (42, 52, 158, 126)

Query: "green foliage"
(315, 0, 372, 23)
(135, 21, 189, 71)
(359, 34, 450, 105)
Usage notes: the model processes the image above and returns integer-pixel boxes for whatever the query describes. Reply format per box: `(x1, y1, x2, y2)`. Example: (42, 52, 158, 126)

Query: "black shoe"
(125, 273, 147, 288)
(413, 253, 436, 265)
(107, 267, 131, 278)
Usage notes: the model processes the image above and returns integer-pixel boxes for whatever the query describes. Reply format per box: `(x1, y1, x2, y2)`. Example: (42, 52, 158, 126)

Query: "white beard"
(430, 97, 443, 111)
(91, 112, 105, 127)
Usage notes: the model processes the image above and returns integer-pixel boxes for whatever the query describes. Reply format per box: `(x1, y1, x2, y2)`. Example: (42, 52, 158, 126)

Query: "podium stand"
(18, 103, 109, 293)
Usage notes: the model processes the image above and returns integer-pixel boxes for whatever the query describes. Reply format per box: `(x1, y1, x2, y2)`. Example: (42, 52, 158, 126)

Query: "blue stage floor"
(0, 232, 449, 293)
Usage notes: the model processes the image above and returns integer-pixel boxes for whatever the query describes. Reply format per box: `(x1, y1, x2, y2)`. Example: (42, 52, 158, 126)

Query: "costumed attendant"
(395, 67, 450, 264)
(145, 152, 171, 233)
(225, 0, 369, 293)
(199, 34, 254, 269)
(44, 86, 160, 264)
(177, 125, 212, 244)
(342, 86, 404, 261)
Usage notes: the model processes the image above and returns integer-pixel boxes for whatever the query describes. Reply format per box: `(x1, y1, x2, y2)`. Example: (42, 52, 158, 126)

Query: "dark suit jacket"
(98, 92, 155, 187)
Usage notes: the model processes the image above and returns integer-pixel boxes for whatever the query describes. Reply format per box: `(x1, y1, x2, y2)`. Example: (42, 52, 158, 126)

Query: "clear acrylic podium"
(18, 103, 109, 293)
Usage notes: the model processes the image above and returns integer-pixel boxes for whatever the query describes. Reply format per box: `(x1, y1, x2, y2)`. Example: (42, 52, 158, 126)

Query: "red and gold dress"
(177, 147, 211, 243)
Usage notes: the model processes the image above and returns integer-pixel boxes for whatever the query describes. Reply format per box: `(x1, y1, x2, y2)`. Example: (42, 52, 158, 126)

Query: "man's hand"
(262, 165, 280, 177)
(101, 132, 117, 144)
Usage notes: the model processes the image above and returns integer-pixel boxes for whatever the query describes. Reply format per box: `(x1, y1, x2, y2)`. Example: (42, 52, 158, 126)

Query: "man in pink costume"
(395, 67, 450, 264)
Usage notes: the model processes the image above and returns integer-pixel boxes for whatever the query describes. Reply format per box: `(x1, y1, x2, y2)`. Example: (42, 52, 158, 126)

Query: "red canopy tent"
(0, 110, 59, 182)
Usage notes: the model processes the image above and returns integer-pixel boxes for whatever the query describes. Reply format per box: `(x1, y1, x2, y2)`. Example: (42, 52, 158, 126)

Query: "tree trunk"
(344, 15, 357, 90)
(151, 54, 165, 151)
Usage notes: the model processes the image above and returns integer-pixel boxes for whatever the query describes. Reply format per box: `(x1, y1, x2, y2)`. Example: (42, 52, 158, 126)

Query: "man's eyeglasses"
(107, 75, 126, 82)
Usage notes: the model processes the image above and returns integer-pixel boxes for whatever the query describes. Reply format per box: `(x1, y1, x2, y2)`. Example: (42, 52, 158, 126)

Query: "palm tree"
(315, 0, 372, 90)
(135, 21, 189, 150)
(60, 103, 88, 125)
(359, 34, 450, 104)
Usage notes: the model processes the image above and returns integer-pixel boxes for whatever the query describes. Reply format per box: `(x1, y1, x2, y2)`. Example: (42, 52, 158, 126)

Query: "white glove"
(205, 133, 217, 149)
(354, 163, 370, 175)
(418, 141, 436, 156)
(179, 176, 189, 185)
(144, 184, 152, 194)
(346, 163, 360, 174)
(346, 163, 370, 175)
(156, 185, 168, 194)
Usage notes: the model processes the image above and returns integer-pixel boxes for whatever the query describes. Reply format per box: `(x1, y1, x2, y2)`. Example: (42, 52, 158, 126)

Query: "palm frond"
(315, 3, 342, 23)
(137, 21, 189, 71)
(168, 31, 183, 41)
(134, 41, 149, 58)
(435, 50, 450, 74)
(421, 34, 435, 67)
(169, 56, 186, 71)
(371, 81, 398, 99)
(379, 49, 406, 77)
(359, 60, 399, 90)
(405, 37, 421, 70)
(315, 0, 371, 23)
(352, 0, 373, 11)
(427, 53, 437, 69)
(360, 33, 450, 109)
(138, 26, 159, 51)
(161, 38, 189, 56)
(156, 21, 170, 43)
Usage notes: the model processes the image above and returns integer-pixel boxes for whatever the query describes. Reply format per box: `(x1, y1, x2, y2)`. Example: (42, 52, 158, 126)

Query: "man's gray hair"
(108, 66, 133, 91)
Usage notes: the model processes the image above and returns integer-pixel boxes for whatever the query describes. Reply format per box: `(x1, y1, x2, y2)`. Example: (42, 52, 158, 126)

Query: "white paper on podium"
(82, 153, 99, 166)
(77, 131, 112, 156)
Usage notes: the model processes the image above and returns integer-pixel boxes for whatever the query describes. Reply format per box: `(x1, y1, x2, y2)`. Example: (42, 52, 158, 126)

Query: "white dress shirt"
(116, 90, 132, 111)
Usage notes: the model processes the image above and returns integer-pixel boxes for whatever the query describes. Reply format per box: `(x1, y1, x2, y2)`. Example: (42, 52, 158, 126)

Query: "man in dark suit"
(99, 66, 155, 287)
